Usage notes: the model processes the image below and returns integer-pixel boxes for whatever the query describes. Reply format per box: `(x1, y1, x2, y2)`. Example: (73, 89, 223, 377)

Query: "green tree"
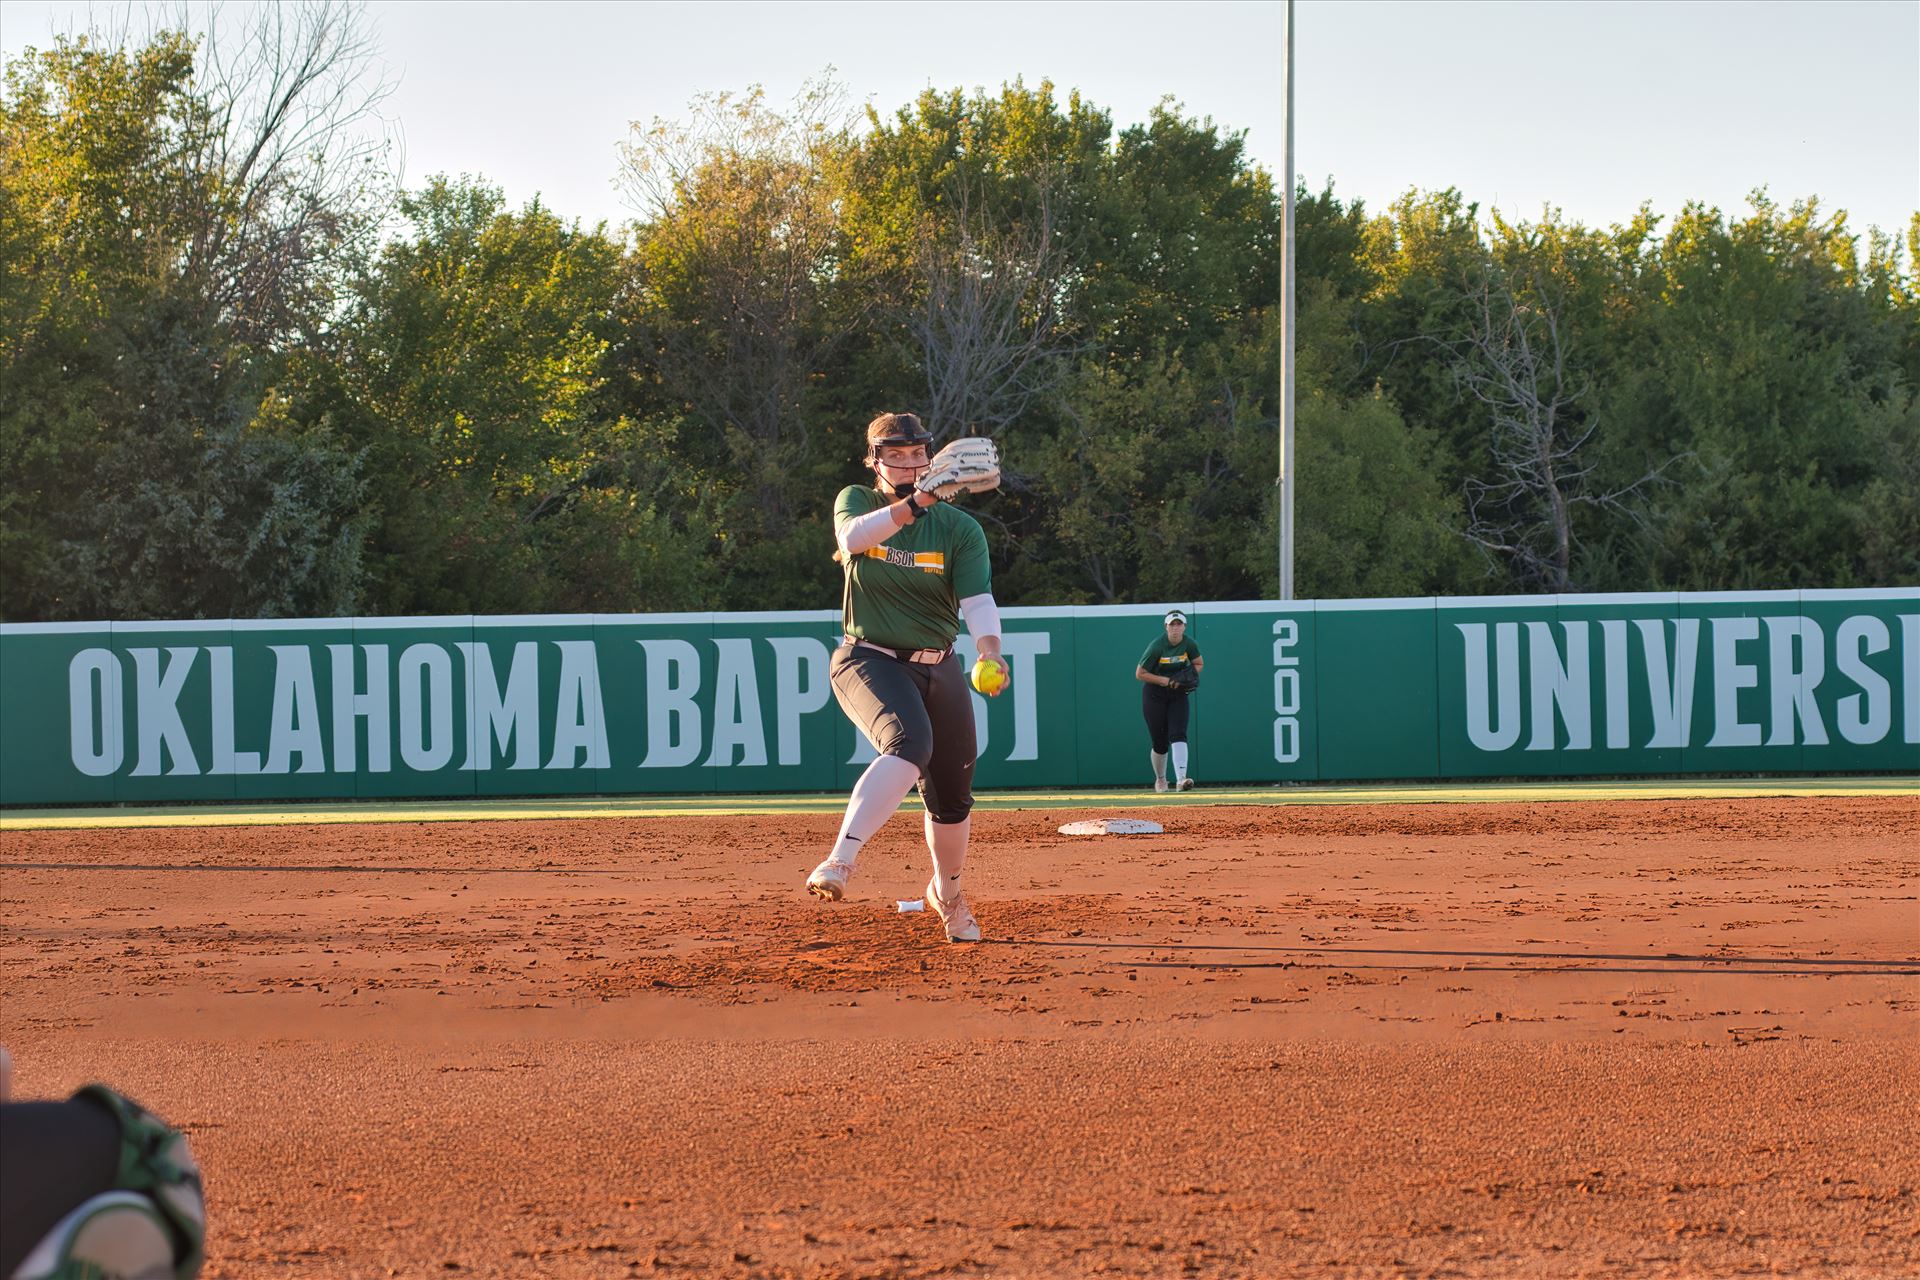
(1083, 101, 1276, 361)
(11, 36, 1916, 622)
(616, 81, 864, 608)
(997, 95, 1287, 602)
(1604, 196, 1906, 589)
(0, 32, 366, 620)
(1352, 188, 1492, 485)
(302, 177, 715, 614)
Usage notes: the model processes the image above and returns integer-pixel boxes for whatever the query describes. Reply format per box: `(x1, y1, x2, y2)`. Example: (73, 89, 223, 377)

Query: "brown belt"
(849, 636, 952, 665)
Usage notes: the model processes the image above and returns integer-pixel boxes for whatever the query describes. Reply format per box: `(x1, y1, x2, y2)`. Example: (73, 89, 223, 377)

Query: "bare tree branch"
(172, 0, 398, 345)
(896, 162, 1086, 442)
(1445, 263, 1679, 592)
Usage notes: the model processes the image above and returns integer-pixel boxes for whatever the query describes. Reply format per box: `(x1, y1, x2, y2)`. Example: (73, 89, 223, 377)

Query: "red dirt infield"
(3, 795, 1916, 1278)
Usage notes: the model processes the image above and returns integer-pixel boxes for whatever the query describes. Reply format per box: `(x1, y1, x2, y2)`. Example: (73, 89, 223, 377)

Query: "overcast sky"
(4, 0, 1916, 241)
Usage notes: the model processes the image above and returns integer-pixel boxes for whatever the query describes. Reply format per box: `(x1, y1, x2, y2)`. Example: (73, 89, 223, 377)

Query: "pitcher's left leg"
(918, 658, 981, 942)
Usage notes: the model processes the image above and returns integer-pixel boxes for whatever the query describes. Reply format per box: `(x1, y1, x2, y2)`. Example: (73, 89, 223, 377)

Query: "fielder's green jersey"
(1139, 634, 1201, 676)
(836, 485, 992, 651)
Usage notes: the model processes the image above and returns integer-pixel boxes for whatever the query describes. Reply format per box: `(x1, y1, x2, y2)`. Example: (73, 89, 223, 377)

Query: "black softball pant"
(1142, 685, 1190, 754)
(830, 644, 976, 823)
(0, 1098, 121, 1278)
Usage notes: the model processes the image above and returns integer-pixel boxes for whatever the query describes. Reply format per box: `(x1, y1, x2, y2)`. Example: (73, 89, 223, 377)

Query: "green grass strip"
(1, 776, 1911, 831)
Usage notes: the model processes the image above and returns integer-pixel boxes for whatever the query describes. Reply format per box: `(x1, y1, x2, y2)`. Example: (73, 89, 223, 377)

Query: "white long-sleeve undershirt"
(836, 503, 907, 557)
(959, 593, 1001, 645)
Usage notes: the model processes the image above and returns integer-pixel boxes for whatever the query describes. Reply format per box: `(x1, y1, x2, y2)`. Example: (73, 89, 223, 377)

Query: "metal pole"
(1278, 0, 1296, 601)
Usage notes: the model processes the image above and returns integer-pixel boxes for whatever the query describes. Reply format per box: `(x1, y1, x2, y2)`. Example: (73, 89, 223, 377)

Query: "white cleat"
(1154, 778, 1169, 793)
(12, 1192, 180, 1280)
(1177, 777, 1195, 791)
(806, 859, 854, 902)
(926, 878, 981, 943)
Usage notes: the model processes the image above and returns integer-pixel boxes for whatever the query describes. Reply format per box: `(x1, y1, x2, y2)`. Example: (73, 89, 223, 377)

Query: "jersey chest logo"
(864, 546, 946, 574)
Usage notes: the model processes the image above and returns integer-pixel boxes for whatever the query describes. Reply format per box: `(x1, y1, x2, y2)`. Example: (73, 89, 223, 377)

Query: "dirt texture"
(2, 795, 1917, 1278)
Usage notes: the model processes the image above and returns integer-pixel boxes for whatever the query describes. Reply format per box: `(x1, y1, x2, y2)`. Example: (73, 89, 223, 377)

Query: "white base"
(1058, 818, 1165, 836)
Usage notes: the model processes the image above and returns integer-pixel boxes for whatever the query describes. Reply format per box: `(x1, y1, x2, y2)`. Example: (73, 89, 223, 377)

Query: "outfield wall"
(2, 589, 1915, 805)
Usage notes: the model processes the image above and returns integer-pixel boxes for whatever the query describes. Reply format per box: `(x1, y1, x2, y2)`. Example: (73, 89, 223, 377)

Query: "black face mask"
(875, 456, 928, 498)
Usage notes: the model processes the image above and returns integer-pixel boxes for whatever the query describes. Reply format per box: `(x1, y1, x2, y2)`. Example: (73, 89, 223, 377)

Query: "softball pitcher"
(805, 413, 1006, 943)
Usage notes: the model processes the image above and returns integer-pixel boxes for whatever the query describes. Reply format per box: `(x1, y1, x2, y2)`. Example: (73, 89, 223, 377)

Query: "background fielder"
(1136, 609, 1202, 791)
(806, 413, 1006, 942)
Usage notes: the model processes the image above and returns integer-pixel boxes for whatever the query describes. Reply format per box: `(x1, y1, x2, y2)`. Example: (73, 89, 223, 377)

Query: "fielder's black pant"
(830, 644, 976, 823)
(0, 1098, 121, 1277)
(1142, 685, 1190, 755)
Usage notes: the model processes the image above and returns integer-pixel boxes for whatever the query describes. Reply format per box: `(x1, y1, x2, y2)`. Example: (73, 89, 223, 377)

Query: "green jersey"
(1139, 634, 1201, 678)
(836, 486, 992, 651)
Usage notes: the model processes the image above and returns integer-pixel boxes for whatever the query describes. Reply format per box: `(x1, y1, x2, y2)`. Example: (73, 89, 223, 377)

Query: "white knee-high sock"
(1151, 750, 1168, 782)
(925, 812, 970, 892)
(826, 754, 922, 866)
(1170, 742, 1189, 781)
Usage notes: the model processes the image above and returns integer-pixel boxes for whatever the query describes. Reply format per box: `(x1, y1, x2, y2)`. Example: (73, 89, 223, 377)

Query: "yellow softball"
(970, 656, 1008, 696)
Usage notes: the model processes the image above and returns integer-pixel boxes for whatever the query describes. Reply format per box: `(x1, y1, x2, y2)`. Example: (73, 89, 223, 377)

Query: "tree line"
(4, 8, 1915, 622)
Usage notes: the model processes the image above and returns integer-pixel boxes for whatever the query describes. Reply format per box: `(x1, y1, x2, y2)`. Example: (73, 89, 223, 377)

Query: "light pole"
(1277, 0, 1296, 601)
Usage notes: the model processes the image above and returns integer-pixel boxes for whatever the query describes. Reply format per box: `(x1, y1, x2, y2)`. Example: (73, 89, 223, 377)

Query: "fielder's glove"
(916, 437, 1000, 501)
(1166, 667, 1199, 694)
